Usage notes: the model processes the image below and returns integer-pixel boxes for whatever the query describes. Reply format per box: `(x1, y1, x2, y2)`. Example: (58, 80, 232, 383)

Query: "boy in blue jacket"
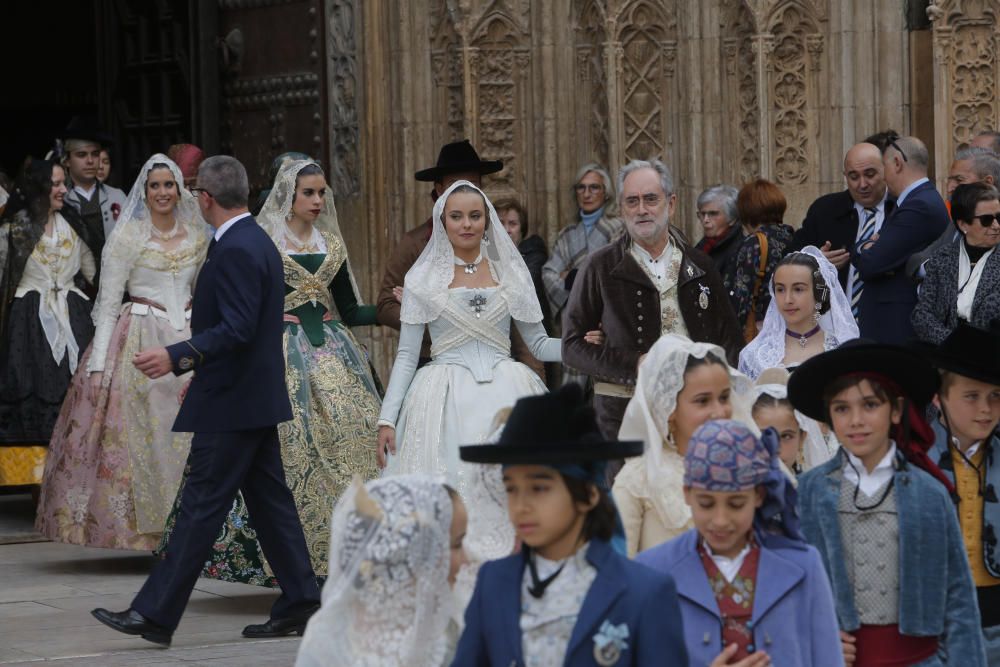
(452, 384, 688, 667)
(636, 419, 842, 667)
(920, 323, 1000, 663)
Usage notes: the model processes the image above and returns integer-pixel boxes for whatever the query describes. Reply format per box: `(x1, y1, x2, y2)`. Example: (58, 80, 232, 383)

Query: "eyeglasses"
(575, 183, 605, 194)
(623, 194, 663, 211)
(970, 213, 1000, 227)
(886, 135, 908, 163)
(696, 209, 723, 219)
(189, 187, 213, 198)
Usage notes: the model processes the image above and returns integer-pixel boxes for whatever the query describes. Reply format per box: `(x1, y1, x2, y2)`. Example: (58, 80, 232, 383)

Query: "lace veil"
(752, 383, 837, 472)
(296, 474, 455, 667)
(738, 245, 859, 380)
(617, 334, 756, 532)
(89, 154, 204, 331)
(256, 159, 362, 307)
(399, 180, 542, 325)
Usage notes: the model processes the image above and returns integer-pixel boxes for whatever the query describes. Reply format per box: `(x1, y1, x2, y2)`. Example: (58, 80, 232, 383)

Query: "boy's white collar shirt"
(703, 540, 752, 583)
(843, 442, 896, 497)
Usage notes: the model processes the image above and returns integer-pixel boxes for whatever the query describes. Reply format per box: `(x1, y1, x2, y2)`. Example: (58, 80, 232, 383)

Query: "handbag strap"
(745, 230, 769, 330)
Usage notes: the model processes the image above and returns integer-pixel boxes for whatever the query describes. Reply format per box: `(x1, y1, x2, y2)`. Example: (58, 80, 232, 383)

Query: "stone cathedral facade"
(311, 0, 1000, 370)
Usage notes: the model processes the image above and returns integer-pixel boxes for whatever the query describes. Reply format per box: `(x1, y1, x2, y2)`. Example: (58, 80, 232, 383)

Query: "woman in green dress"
(160, 160, 382, 585)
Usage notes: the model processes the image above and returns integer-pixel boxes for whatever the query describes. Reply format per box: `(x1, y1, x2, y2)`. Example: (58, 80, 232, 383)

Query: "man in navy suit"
(853, 135, 950, 344)
(92, 156, 320, 646)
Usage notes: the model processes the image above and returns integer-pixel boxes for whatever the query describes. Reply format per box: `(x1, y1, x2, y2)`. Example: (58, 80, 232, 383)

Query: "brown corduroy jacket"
(562, 231, 743, 386)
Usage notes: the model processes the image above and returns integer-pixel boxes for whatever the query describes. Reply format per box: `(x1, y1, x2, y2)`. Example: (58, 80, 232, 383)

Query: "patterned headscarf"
(684, 419, 803, 543)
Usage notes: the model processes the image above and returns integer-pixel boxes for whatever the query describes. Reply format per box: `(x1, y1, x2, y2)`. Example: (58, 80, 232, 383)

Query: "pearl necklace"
(454, 253, 483, 274)
(151, 218, 181, 241)
(284, 223, 321, 253)
(785, 324, 821, 348)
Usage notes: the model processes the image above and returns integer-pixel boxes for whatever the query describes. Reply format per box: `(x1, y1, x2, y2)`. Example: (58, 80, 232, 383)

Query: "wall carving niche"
(930, 0, 1000, 163)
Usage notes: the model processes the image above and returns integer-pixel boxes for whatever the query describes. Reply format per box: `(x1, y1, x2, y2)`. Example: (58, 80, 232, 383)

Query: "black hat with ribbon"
(414, 139, 503, 182)
(459, 384, 642, 470)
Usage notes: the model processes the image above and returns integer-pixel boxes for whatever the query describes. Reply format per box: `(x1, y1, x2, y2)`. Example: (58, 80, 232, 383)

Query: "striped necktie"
(851, 207, 878, 318)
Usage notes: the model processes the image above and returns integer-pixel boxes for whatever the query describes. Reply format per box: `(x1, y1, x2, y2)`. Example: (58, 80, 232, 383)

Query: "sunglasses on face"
(969, 213, 1000, 227)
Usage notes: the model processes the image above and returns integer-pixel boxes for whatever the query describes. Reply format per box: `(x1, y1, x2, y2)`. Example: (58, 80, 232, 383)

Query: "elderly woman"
(541, 163, 623, 320)
(728, 178, 795, 341)
(913, 182, 1000, 344)
(694, 185, 743, 292)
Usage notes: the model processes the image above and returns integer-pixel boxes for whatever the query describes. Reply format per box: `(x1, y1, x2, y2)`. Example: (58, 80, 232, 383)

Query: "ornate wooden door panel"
(97, 0, 195, 182)
(217, 0, 328, 196)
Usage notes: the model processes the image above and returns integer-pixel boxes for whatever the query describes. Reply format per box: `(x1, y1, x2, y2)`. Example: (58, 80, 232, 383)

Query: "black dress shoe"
(242, 604, 320, 638)
(91, 607, 172, 647)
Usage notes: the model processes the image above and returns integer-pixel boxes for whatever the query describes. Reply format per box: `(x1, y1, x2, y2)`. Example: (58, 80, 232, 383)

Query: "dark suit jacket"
(453, 539, 689, 666)
(911, 240, 1000, 344)
(852, 180, 949, 344)
(792, 189, 896, 289)
(167, 215, 293, 432)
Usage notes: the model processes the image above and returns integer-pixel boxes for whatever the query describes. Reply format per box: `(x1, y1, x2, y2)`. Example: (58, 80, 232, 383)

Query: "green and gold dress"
(159, 230, 382, 585)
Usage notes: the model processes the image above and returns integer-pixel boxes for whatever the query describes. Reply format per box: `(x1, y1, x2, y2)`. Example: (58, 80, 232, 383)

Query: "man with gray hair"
(694, 184, 743, 293)
(853, 134, 950, 343)
(562, 158, 742, 440)
(92, 155, 321, 646)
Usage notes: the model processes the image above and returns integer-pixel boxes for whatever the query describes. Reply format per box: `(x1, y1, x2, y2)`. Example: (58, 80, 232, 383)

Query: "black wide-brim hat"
(911, 322, 1000, 386)
(787, 339, 939, 422)
(459, 384, 643, 465)
(62, 115, 113, 147)
(414, 139, 503, 182)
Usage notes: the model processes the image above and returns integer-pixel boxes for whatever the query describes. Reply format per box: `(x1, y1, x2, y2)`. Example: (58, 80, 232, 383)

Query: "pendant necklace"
(785, 324, 821, 348)
(151, 218, 181, 242)
(453, 253, 483, 275)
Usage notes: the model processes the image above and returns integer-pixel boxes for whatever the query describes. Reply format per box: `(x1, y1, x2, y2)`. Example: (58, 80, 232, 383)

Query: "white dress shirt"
(214, 212, 251, 241)
(843, 442, 897, 497)
(703, 540, 752, 583)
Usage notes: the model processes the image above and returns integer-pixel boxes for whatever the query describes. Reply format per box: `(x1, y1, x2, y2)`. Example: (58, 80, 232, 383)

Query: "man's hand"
(133, 347, 173, 379)
(819, 240, 850, 269)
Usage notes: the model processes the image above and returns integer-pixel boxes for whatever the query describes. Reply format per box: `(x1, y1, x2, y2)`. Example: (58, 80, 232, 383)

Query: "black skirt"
(0, 291, 94, 444)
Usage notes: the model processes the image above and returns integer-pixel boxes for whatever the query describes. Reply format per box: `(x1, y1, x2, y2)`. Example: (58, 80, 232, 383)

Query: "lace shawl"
(400, 180, 542, 325)
(257, 159, 362, 312)
(295, 475, 455, 667)
(617, 334, 756, 533)
(87, 154, 208, 374)
(738, 245, 859, 380)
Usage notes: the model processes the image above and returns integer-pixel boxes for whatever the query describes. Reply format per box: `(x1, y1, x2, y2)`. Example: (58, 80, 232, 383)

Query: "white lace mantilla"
(400, 180, 542, 325)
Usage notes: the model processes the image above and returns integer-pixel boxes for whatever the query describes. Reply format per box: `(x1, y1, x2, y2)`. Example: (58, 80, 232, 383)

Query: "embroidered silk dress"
(159, 229, 382, 583)
(0, 212, 96, 485)
(36, 222, 207, 549)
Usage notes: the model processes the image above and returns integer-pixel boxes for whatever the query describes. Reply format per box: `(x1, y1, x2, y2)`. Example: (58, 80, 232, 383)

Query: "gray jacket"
(911, 239, 1000, 344)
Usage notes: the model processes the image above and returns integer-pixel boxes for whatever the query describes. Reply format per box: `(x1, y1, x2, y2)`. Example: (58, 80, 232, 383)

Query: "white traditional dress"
(379, 181, 560, 487)
(36, 155, 208, 550)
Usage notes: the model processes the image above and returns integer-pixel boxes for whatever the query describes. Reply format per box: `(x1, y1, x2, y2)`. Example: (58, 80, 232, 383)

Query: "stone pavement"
(0, 493, 302, 666)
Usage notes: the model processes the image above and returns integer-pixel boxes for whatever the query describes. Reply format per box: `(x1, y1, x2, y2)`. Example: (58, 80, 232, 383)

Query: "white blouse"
(14, 213, 96, 373)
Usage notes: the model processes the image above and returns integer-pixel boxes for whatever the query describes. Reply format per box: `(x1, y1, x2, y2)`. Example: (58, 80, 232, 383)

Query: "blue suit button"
(747, 644, 755, 652)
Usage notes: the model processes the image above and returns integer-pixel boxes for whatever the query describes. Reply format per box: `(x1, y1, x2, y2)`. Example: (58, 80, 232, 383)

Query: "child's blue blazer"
(451, 538, 688, 666)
